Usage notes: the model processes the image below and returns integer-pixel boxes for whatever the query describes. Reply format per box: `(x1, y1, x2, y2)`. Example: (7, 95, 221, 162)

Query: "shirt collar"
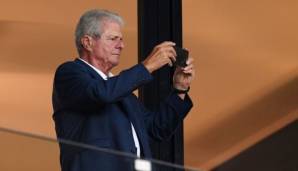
(78, 58, 113, 80)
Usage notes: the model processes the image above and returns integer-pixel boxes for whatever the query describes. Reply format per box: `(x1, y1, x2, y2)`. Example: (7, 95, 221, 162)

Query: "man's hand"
(173, 57, 195, 99)
(142, 41, 177, 73)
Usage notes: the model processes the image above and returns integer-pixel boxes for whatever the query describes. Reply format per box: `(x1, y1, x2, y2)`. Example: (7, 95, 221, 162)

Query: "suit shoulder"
(55, 60, 85, 74)
(56, 60, 77, 71)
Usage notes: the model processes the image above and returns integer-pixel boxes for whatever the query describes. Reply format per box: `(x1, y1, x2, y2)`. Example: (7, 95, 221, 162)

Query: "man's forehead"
(105, 31, 122, 37)
(101, 21, 123, 37)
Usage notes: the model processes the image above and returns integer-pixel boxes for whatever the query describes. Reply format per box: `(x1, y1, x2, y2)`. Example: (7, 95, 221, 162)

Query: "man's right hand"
(142, 41, 177, 73)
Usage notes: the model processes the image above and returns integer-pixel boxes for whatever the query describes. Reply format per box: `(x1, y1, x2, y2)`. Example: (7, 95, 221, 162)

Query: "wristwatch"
(172, 86, 190, 94)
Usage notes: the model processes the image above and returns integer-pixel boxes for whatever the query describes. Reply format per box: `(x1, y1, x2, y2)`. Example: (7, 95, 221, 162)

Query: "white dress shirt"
(78, 58, 141, 157)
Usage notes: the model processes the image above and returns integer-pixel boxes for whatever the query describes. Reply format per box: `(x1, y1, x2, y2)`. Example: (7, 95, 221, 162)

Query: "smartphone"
(174, 46, 189, 67)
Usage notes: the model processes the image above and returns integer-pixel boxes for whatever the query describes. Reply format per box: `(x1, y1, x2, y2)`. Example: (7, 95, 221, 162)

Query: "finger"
(183, 67, 195, 74)
(162, 46, 177, 58)
(168, 59, 174, 67)
(156, 41, 176, 49)
(160, 41, 176, 47)
(168, 50, 176, 62)
(168, 55, 176, 64)
(170, 46, 177, 57)
(183, 69, 193, 74)
(183, 64, 193, 71)
(186, 57, 194, 65)
(160, 46, 176, 62)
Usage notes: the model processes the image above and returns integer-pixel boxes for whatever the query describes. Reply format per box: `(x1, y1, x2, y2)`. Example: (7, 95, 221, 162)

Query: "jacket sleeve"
(53, 62, 153, 110)
(139, 92, 193, 141)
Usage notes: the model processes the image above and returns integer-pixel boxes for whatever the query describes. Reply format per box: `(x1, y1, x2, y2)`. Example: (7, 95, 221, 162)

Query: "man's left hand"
(173, 57, 195, 91)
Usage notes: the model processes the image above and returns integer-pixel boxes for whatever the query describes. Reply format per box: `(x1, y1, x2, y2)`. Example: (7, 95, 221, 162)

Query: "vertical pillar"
(138, 0, 184, 168)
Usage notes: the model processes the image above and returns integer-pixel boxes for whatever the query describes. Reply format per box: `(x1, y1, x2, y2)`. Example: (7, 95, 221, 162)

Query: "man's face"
(91, 20, 124, 68)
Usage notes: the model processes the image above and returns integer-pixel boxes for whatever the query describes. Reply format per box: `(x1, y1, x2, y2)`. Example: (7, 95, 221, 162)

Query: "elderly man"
(52, 9, 194, 171)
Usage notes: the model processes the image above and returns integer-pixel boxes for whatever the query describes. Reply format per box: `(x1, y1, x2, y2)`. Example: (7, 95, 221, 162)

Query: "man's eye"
(108, 37, 118, 41)
(110, 37, 117, 41)
(108, 36, 123, 41)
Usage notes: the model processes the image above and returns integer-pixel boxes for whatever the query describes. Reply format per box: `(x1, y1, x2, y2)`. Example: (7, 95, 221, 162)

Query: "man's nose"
(118, 40, 124, 49)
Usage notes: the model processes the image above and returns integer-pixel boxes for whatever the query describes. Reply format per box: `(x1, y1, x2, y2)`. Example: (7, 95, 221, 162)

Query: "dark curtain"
(138, 0, 184, 170)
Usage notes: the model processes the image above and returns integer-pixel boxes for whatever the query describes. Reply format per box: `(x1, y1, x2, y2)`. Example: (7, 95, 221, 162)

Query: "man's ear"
(81, 35, 93, 52)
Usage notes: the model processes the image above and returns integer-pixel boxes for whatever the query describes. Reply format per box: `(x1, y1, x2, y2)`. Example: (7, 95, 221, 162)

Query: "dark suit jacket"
(52, 58, 193, 171)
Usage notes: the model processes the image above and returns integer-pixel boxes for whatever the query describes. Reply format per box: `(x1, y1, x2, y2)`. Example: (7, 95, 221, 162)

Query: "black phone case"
(174, 46, 189, 67)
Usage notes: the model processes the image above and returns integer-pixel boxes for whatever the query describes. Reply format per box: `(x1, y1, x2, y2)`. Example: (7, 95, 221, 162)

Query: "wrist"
(172, 86, 190, 94)
(142, 61, 154, 73)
